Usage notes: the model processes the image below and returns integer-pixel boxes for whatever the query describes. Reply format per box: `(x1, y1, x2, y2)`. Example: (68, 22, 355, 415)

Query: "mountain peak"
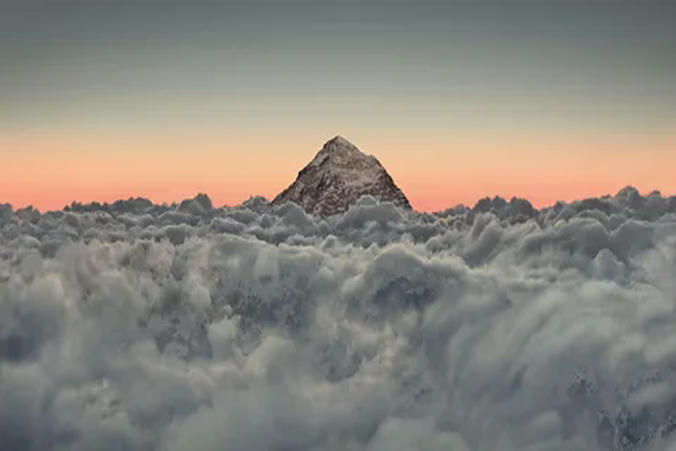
(314, 136, 364, 160)
(271, 136, 411, 216)
(327, 134, 351, 145)
(323, 135, 356, 149)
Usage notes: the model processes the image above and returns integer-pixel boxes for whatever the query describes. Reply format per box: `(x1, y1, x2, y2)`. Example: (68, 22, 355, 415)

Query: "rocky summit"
(271, 136, 411, 216)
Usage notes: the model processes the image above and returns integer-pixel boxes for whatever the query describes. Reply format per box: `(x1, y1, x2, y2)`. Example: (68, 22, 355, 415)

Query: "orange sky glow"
(3, 126, 674, 212)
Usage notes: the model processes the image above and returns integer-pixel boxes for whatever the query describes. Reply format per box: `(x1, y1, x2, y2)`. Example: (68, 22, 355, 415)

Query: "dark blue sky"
(2, 0, 674, 129)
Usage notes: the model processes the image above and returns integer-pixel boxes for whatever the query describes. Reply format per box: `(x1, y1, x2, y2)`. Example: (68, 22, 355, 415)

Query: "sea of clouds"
(1, 187, 676, 450)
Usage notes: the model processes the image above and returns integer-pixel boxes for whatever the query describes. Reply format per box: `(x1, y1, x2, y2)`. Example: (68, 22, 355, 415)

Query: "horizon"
(5, 132, 674, 213)
(4, 132, 676, 212)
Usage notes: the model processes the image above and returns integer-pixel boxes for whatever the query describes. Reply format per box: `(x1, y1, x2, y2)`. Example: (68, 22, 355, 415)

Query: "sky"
(2, 0, 675, 211)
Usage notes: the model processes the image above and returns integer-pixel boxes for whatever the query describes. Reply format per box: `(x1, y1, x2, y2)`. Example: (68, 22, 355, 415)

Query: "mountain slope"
(271, 136, 411, 216)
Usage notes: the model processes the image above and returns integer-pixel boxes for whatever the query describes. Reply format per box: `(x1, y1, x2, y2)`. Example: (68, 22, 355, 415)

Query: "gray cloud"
(1, 188, 676, 450)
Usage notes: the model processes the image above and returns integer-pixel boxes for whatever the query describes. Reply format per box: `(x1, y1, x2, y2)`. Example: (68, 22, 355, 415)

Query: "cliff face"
(272, 136, 411, 216)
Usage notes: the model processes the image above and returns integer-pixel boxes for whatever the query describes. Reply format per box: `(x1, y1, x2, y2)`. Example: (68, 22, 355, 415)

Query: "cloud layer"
(1, 187, 676, 450)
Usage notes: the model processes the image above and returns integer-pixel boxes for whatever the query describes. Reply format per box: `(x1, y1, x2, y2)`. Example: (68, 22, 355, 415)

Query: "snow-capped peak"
(272, 136, 411, 216)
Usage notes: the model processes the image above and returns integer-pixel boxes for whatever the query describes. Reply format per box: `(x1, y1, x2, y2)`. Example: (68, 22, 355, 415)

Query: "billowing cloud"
(1, 188, 676, 450)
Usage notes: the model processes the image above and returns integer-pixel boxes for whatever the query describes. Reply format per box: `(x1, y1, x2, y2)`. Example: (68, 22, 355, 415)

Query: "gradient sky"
(2, 0, 675, 211)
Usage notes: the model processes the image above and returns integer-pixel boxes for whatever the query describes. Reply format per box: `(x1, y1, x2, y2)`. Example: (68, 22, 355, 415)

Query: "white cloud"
(1, 188, 676, 450)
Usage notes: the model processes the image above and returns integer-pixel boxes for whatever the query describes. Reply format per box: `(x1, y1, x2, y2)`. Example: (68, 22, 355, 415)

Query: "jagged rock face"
(272, 136, 411, 216)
